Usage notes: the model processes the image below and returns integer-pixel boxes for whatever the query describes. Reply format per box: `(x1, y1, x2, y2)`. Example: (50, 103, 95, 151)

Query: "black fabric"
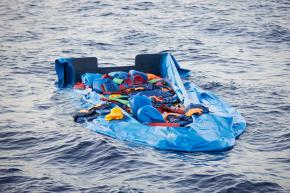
(135, 54, 162, 75)
(70, 57, 99, 82)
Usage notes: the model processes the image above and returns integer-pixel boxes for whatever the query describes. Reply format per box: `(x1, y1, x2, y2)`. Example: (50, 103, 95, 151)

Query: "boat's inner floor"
(73, 70, 208, 127)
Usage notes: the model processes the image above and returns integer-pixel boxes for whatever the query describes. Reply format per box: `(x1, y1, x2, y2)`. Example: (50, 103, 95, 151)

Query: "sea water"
(0, 0, 290, 192)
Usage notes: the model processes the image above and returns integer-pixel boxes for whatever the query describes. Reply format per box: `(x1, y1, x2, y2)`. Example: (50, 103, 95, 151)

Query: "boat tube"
(55, 53, 246, 152)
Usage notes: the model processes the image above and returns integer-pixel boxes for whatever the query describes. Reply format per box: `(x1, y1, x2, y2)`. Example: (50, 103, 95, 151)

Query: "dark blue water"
(1, 0, 290, 192)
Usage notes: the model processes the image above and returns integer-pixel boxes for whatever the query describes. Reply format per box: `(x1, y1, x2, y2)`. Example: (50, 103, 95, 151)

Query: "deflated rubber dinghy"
(55, 53, 246, 152)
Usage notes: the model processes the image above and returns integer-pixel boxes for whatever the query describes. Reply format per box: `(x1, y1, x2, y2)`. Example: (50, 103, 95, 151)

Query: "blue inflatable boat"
(55, 53, 246, 152)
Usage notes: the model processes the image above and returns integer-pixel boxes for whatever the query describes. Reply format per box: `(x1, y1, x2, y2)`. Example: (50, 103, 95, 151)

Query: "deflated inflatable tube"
(55, 57, 99, 87)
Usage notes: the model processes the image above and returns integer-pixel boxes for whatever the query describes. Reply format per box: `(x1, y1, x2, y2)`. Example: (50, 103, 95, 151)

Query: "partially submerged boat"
(55, 53, 246, 152)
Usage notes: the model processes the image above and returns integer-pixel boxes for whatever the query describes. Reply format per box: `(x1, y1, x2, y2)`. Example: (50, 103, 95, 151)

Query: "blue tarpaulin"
(56, 53, 246, 151)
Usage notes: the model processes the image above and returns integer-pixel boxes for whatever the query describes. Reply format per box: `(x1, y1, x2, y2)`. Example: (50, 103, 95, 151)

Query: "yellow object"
(109, 94, 121, 99)
(185, 108, 203, 116)
(105, 107, 124, 121)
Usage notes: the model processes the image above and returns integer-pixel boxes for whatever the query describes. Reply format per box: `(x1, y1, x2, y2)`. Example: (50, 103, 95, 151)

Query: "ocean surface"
(1, 0, 290, 192)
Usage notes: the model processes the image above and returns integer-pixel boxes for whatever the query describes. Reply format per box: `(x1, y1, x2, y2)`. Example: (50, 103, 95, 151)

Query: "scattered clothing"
(74, 82, 86, 90)
(185, 108, 203, 116)
(109, 71, 129, 80)
(74, 70, 209, 127)
(73, 103, 113, 123)
(113, 78, 123, 85)
(129, 70, 148, 83)
(147, 73, 160, 80)
(185, 103, 209, 115)
(108, 94, 129, 106)
(81, 73, 102, 87)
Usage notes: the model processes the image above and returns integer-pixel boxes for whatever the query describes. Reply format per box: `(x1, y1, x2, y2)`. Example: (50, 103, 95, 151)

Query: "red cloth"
(74, 82, 86, 90)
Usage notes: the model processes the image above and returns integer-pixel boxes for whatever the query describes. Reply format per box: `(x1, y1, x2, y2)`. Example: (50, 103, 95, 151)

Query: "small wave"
(200, 81, 223, 90)
(262, 24, 290, 44)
